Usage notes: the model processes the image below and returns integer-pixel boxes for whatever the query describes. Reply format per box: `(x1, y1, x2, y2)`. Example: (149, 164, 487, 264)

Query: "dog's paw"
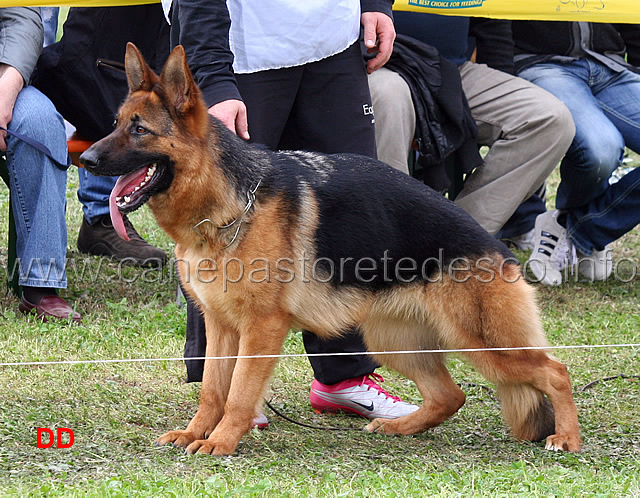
(156, 430, 199, 449)
(185, 438, 238, 456)
(364, 418, 393, 435)
(544, 434, 581, 452)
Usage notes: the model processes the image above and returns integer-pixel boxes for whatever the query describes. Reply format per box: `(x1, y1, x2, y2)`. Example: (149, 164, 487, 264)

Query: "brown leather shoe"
(77, 214, 167, 267)
(19, 295, 82, 324)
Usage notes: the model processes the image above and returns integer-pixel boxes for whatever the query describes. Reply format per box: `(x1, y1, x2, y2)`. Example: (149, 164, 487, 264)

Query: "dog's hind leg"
(365, 359, 466, 436)
(156, 311, 239, 450)
(435, 272, 581, 452)
(359, 316, 466, 436)
(184, 311, 291, 456)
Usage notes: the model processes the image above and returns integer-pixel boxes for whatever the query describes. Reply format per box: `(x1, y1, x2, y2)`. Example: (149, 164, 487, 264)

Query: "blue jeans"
(5, 86, 69, 288)
(40, 7, 59, 47)
(567, 166, 640, 254)
(77, 169, 117, 224)
(519, 58, 640, 210)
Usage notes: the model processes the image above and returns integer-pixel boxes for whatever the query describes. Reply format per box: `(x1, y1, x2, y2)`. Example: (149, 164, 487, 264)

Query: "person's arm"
(361, 0, 396, 73)
(0, 65, 24, 151)
(171, 0, 249, 138)
(0, 7, 44, 150)
(469, 17, 515, 75)
(616, 23, 640, 68)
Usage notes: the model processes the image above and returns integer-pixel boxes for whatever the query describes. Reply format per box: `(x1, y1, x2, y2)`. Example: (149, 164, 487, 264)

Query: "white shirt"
(227, 0, 361, 73)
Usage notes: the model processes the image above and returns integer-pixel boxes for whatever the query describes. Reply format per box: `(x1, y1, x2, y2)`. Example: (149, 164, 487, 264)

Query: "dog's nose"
(79, 149, 98, 170)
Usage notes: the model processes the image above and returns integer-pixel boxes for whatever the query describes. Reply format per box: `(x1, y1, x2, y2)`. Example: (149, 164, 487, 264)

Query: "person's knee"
(11, 86, 65, 140)
(570, 126, 624, 180)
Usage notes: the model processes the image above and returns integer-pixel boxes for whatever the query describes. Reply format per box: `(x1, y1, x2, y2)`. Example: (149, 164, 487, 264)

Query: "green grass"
(0, 164, 638, 497)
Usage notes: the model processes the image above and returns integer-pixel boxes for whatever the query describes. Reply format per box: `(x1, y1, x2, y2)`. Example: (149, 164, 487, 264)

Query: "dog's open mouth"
(109, 163, 163, 241)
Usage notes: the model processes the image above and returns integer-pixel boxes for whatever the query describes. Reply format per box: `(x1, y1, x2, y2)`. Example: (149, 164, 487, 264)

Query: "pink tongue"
(109, 187, 129, 241)
(109, 168, 150, 241)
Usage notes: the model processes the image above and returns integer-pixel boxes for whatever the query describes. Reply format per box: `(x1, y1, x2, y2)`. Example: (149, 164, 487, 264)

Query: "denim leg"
(40, 7, 59, 46)
(566, 166, 640, 254)
(591, 67, 640, 154)
(77, 168, 118, 224)
(5, 86, 68, 288)
(518, 61, 625, 210)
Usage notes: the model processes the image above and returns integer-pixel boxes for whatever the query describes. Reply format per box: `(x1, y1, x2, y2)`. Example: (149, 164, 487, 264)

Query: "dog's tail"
(456, 263, 557, 442)
(497, 384, 555, 442)
(481, 265, 556, 442)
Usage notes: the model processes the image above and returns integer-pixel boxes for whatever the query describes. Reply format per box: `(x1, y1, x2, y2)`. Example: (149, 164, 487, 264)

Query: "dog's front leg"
(185, 312, 290, 456)
(157, 312, 238, 449)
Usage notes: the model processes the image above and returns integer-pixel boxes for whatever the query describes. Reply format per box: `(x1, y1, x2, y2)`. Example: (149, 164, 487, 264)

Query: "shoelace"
(360, 373, 403, 403)
(550, 236, 577, 273)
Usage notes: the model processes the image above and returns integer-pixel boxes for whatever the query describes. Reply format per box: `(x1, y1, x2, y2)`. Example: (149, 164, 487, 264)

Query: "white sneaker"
(576, 246, 613, 281)
(526, 210, 575, 286)
(502, 228, 536, 251)
(310, 373, 419, 419)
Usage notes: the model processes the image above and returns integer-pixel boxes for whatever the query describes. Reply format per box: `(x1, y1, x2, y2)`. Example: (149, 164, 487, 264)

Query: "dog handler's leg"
(185, 312, 290, 456)
(156, 312, 238, 449)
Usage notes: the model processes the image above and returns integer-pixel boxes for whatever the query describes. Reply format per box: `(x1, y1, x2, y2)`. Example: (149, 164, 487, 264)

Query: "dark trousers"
(184, 42, 379, 384)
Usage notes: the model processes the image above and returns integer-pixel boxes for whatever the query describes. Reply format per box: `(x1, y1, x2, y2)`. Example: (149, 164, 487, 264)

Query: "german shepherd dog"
(81, 43, 580, 456)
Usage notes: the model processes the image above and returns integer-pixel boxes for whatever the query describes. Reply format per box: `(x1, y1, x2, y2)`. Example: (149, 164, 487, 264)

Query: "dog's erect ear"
(125, 42, 158, 93)
(159, 45, 199, 112)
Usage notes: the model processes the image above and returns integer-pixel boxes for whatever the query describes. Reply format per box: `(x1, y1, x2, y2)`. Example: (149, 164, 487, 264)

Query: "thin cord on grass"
(579, 374, 640, 391)
(263, 399, 363, 431)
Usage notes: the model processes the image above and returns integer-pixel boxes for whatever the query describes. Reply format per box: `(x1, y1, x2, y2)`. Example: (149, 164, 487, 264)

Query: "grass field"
(0, 160, 638, 496)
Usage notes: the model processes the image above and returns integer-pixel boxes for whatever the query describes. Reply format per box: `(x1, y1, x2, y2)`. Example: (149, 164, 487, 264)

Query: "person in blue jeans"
(547, 165, 640, 280)
(1, 7, 81, 323)
(503, 21, 640, 285)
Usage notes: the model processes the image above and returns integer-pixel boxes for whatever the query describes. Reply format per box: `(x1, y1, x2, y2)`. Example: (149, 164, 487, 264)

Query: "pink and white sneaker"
(310, 373, 419, 419)
(251, 412, 269, 430)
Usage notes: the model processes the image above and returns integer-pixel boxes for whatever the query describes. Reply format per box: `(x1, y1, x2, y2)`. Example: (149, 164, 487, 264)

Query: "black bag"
(33, 5, 170, 141)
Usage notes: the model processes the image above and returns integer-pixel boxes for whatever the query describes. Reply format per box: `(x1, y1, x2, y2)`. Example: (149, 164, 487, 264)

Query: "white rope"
(0, 343, 638, 367)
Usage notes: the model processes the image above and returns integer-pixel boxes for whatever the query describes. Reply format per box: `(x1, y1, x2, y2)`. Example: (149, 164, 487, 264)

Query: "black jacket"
(33, 5, 170, 141)
(384, 34, 482, 194)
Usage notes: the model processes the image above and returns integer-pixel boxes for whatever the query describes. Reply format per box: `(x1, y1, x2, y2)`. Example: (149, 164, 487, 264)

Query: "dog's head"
(80, 43, 210, 240)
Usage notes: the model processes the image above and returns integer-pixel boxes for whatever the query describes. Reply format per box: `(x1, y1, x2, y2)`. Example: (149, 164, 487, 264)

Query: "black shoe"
(77, 214, 167, 267)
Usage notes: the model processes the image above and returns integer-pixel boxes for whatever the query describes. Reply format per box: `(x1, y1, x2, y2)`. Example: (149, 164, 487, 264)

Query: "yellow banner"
(394, 0, 640, 23)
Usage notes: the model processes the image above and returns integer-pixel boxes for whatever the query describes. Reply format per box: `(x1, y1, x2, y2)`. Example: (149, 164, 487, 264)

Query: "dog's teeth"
(124, 195, 131, 203)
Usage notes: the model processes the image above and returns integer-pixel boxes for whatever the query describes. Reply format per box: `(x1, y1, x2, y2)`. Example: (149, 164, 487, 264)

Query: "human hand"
(207, 99, 250, 140)
(361, 12, 396, 74)
(0, 65, 25, 151)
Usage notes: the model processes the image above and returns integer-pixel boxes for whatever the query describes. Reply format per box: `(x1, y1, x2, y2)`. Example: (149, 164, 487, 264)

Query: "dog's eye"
(112, 119, 117, 128)
(132, 125, 148, 135)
